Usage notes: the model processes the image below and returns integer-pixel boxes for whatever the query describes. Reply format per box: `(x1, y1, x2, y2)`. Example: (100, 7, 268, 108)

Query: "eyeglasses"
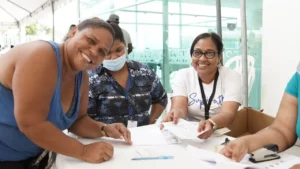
(192, 50, 217, 59)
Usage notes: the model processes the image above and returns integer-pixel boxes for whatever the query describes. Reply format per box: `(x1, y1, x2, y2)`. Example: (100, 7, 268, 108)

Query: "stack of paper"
(162, 119, 208, 139)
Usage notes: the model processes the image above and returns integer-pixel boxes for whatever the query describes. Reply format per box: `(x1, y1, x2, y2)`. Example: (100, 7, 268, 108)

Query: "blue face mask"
(102, 54, 127, 71)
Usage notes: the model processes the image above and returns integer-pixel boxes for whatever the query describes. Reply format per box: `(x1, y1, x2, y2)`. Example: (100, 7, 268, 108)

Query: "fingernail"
(120, 136, 124, 140)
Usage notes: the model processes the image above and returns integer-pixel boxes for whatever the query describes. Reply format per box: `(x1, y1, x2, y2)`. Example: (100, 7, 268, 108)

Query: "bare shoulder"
(13, 41, 62, 88)
(16, 41, 60, 75)
(0, 41, 61, 89)
(16, 41, 59, 64)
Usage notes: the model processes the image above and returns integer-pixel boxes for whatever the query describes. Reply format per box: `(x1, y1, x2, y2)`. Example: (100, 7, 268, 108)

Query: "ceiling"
(0, 0, 51, 24)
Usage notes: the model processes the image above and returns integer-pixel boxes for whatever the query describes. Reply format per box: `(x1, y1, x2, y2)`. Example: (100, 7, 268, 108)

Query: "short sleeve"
(88, 71, 98, 99)
(285, 72, 299, 98)
(149, 68, 168, 107)
(223, 70, 243, 104)
(171, 69, 188, 97)
(87, 71, 99, 115)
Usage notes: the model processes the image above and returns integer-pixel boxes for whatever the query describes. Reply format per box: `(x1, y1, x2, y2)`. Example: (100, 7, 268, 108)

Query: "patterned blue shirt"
(88, 60, 168, 126)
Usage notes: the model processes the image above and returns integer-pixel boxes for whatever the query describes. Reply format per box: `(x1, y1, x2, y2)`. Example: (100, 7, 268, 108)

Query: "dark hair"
(107, 22, 125, 44)
(63, 24, 77, 42)
(68, 24, 76, 31)
(189, 32, 223, 57)
(77, 17, 115, 39)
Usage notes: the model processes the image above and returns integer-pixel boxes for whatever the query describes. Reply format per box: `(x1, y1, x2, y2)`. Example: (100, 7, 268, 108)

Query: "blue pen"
(132, 156, 174, 160)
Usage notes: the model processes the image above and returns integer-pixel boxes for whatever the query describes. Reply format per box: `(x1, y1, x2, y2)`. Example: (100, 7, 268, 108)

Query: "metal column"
(51, 0, 55, 41)
(179, 0, 182, 48)
(77, 0, 81, 23)
(216, 0, 223, 65)
(216, 0, 222, 39)
(241, 0, 248, 107)
(162, 0, 170, 91)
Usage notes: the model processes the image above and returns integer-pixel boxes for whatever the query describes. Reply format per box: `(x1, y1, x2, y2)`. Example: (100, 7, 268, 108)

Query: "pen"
(132, 156, 174, 160)
(221, 138, 231, 145)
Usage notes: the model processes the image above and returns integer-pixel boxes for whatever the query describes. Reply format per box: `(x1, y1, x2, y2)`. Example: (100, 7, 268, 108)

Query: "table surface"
(54, 125, 300, 169)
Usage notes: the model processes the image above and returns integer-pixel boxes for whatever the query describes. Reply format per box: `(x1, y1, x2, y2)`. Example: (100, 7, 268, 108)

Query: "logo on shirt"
(188, 93, 224, 109)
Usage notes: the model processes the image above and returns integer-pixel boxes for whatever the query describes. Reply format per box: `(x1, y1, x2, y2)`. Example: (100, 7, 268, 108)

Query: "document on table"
(186, 145, 300, 169)
(129, 125, 181, 146)
(186, 145, 260, 169)
(162, 119, 209, 139)
(134, 147, 174, 158)
(252, 154, 300, 169)
(132, 146, 216, 169)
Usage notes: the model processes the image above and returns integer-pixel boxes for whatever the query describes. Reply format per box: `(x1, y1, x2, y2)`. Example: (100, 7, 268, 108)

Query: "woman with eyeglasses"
(162, 32, 242, 139)
(88, 23, 168, 128)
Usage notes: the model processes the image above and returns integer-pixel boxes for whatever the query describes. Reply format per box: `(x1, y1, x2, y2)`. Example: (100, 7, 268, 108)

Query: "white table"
(54, 125, 300, 169)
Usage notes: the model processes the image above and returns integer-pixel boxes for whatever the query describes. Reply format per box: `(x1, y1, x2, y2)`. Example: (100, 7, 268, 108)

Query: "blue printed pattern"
(88, 60, 167, 126)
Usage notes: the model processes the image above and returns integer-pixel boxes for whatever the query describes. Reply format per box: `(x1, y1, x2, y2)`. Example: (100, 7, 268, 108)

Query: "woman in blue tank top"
(220, 63, 300, 167)
(0, 17, 132, 169)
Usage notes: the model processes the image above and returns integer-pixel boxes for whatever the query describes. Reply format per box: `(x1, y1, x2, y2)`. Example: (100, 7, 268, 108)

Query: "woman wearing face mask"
(162, 32, 242, 139)
(88, 23, 168, 127)
(0, 18, 132, 169)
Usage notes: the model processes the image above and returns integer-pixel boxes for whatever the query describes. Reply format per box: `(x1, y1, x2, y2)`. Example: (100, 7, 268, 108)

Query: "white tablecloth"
(54, 125, 300, 169)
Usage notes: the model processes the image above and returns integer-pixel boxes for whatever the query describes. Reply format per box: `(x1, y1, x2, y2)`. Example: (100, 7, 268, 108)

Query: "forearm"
(150, 104, 165, 124)
(247, 126, 297, 153)
(21, 121, 84, 160)
(69, 115, 105, 138)
(210, 111, 235, 128)
(169, 106, 187, 119)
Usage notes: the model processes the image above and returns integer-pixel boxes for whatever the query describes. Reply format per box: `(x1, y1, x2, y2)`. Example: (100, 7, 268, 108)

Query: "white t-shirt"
(171, 66, 242, 122)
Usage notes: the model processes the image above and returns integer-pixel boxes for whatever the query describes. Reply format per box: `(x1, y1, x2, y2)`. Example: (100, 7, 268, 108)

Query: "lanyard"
(106, 72, 133, 116)
(198, 70, 219, 120)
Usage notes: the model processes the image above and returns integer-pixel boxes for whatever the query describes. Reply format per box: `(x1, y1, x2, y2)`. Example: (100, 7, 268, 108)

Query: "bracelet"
(101, 124, 108, 137)
(207, 119, 218, 130)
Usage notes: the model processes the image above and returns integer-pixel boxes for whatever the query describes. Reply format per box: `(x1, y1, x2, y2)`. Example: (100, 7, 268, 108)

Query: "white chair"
(224, 55, 255, 96)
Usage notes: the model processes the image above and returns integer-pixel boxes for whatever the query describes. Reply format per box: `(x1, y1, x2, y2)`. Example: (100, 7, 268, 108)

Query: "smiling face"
(67, 27, 114, 71)
(191, 37, 221, 78)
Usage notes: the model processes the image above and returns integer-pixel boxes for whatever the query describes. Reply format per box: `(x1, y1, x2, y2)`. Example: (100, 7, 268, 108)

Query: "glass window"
(79, 0, 263, 109)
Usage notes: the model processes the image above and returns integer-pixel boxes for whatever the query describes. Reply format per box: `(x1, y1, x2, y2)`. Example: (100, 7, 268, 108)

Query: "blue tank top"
(0, 41, 82, 161)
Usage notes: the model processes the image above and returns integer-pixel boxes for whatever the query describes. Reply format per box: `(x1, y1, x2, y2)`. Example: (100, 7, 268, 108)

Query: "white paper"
(129, 125, 169, 145)
(134, 147, 173, 158)
(161, 129, 182, 144)
(186, 145, 231, 163)
(162, 118, 208, 139)
(254, 154, 300, 169)
(187, 145, 300, 169)
(127, 120, 138, 128)
(186, 145, 258, 169)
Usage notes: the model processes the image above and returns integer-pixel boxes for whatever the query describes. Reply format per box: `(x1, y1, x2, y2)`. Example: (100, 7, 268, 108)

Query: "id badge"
(127, 120, 138, 128)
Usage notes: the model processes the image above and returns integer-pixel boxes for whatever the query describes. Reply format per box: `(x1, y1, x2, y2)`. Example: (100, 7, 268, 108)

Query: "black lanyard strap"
(198, 70, 219, 120)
